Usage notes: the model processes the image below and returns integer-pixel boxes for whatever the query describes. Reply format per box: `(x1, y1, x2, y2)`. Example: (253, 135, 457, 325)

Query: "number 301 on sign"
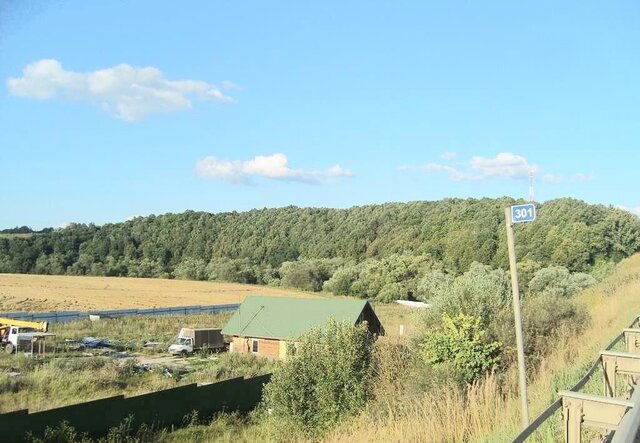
(511, 203, 536, 223)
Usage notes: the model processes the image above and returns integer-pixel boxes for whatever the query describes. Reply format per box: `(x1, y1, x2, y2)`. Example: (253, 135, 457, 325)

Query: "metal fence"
(0, 304, 240, 324)
(514, 315, 640, 442)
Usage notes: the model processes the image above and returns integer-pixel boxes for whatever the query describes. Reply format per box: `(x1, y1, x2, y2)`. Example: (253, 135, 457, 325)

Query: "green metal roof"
(221, 296, 371, 340)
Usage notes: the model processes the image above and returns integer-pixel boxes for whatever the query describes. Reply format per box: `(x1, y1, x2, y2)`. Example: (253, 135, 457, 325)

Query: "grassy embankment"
(325, 253, 640, 442)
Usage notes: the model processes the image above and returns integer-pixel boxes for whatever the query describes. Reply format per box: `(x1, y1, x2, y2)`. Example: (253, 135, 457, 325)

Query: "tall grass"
(322, 371, 505, 442)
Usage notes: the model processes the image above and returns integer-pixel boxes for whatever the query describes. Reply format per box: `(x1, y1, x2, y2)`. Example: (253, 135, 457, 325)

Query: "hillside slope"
(1, 198, 638, 280)
(326, 253, 640, 442)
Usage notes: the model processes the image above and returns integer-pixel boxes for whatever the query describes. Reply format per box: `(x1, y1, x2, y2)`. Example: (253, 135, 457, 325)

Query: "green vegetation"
(1, 197, 639, 441)
(263, 320, 375, 436)
(0, 198, 637, 303)
(527, 266, 596, 297)
(0, 265, 610, 442)
(0, 313, 274, 414)
(419, 313, 502, 384)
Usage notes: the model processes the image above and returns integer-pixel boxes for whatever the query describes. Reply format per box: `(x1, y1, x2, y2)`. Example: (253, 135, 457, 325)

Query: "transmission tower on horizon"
(528, 169, 535, 202)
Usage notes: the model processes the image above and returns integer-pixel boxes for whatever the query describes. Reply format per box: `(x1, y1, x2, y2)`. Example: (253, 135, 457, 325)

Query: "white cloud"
(401, 152, 537, 181)
(420, 163, 478, 181)
(195, 153, 354, 185)
(440, 151, 457, 160)
(6, 59, 234, 121)
(469, 153, 538, 179)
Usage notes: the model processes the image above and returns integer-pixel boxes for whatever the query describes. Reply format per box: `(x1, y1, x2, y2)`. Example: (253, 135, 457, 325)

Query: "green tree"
(431, 262, 511, 324)
(416, 269, 453, 302)
(263, 320, 375, 436)
(173, 257, 207, 280)
(279, 259, 340, 292)
(420, 313, 502, 384)
(323, 265, 359, 295)
(377, 282, 405, 302)
(1, 197, 638, 286)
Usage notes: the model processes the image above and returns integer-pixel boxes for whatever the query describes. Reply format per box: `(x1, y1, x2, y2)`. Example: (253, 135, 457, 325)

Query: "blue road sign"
(511, 203, 536, 223)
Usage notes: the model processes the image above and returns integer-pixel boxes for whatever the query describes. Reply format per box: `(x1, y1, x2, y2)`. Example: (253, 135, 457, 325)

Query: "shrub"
(491, 294, 590, 368)
(528, 266, 596, 297)
(429, 262, 511, 325)
(377, 282, 405, 302)
(262, 320, 375, 436)
(419, 313, 502, 384)
(27, 421, 91, 443)
(416, 270, 453, 302)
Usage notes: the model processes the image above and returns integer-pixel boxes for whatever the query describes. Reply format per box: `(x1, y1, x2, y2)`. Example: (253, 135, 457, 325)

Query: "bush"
(377, 282, 405, 302)
(416, 270, 453, 302)
(262, 320, 375, 436)
(428, 262, 511, 325)
(491, 294, 590, 368)
(528, 266, 596, 297)
(419, 313, 502, 384)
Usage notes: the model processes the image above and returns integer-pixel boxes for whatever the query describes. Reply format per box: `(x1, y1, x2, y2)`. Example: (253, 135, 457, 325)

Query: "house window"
(252, 339, 259, 353)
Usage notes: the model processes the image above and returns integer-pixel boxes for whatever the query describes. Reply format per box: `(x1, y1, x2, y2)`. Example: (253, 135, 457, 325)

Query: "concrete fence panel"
(1, 373, 271, 441)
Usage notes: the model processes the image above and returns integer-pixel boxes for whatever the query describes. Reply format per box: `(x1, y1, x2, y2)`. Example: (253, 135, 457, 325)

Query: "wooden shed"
(221, 296, 384, 359)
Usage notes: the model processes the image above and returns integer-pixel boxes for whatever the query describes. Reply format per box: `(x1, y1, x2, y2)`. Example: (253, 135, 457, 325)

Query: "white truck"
(0, 318, 49, 354)
(168, 327, 224, 356)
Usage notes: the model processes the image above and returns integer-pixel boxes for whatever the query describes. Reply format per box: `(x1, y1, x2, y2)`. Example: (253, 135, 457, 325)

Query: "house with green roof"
(222, 295, 385, 359)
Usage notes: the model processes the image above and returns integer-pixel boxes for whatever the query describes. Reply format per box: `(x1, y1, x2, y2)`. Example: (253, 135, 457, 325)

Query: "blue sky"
(1, 1, 639, 230)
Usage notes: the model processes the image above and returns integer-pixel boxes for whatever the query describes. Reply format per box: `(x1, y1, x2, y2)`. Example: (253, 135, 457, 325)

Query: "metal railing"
(514, 315, 640, 442)
(612, 385, 640, 442)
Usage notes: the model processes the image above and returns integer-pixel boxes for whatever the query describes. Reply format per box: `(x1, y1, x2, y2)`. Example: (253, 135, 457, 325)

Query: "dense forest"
(1, 197, 639, 301)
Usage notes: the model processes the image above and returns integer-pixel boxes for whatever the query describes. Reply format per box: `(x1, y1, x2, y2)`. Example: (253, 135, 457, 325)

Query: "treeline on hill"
(1, 197, 639, 302)
(0, 226, 52, 234)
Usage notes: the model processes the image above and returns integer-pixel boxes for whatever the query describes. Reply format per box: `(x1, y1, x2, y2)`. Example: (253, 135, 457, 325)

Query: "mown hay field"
(0, 273, 317, 312)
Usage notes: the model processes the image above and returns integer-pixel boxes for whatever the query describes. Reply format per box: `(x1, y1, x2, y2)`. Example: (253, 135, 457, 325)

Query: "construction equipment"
(0, 317, 49, 354)
(168, 328, 224, 356)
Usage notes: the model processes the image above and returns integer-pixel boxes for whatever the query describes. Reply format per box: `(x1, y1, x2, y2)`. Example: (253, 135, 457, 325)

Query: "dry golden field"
(0, 273, 317, 312)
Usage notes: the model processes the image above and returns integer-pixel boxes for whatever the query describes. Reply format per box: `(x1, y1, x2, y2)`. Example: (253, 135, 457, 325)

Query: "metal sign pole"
(505, 206, 530, 428)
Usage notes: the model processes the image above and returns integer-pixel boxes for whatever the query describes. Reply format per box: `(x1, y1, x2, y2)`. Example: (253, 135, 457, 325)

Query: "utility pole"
(505, 204, 535, 429)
